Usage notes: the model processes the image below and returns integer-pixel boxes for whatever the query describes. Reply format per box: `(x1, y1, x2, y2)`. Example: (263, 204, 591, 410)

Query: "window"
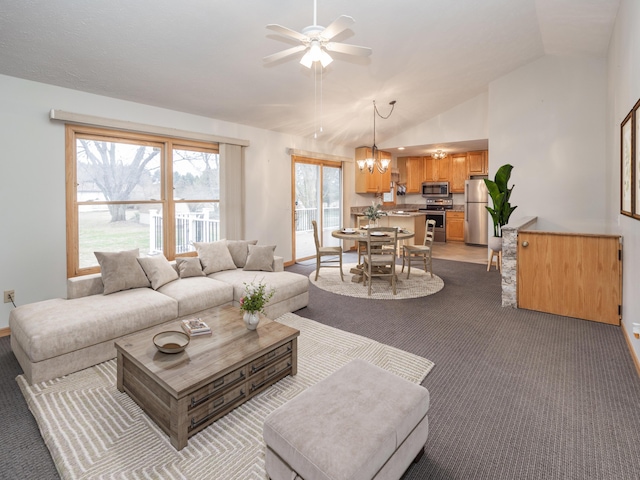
(66, 125, 219, 277)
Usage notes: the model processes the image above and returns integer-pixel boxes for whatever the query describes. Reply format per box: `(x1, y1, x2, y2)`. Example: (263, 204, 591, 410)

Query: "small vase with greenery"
(484, 164, 517, 243)
(363, 201, 385, 226)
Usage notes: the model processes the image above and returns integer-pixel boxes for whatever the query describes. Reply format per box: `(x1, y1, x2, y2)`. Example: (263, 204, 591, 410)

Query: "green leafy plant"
(239, 280, 275, 314)
(363, 201, 385, 221)
(484, 164, 517, 237)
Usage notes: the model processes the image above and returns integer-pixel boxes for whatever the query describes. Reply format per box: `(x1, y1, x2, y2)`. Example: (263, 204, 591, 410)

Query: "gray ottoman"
(263, 359, 430, 480)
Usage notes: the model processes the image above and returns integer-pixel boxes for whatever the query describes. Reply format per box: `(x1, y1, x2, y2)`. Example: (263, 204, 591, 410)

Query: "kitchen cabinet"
(355, 147, 391, 194)
(467, 150, 488, 176)
(397, 156, 423, 193)
(424, 157, 451, 183)
(450, 154, 467, 193)
(446, 211, 465, 242)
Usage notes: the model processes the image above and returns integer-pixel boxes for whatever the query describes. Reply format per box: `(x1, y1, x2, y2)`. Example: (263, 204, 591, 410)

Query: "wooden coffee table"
(114, 305, 299, 450)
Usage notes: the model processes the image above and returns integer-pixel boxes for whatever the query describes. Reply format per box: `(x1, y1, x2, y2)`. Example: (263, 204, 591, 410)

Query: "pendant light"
(357, 100, 396, 174)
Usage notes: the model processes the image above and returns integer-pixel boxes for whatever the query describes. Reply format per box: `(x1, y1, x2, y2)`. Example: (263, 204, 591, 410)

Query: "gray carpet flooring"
(2, 253, 640, 479)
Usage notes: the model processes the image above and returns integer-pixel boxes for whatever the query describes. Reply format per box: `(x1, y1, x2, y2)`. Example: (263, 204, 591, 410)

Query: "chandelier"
(431, 150, 447, 159)
(357, 100, 397, 174)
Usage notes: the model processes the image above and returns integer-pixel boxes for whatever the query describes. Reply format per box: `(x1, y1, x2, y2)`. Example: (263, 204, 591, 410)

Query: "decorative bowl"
(153, 331, 190, 354)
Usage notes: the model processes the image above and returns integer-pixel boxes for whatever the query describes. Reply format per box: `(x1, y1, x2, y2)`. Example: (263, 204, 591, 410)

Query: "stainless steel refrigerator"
(465, 179, 488, 246)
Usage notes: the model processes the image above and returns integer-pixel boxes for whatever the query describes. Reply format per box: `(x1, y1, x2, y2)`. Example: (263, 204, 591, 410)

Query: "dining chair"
(362, 227, 398, 295)
(401, 219, 436, 278)
(312, 220, 344, 281)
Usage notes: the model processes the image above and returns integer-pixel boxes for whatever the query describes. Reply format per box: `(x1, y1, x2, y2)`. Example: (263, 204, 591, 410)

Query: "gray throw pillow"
(137, 254, 179, 290)
(175, 257, 205, 278)
(94, 249, 151, 295)
(244, 245, 276, 272)
(226, 239, 258, 268)
(194, 240, 237, 275)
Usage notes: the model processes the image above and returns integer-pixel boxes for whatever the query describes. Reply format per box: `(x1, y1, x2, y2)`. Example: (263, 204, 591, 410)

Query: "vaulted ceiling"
(0, 0, 620, 151)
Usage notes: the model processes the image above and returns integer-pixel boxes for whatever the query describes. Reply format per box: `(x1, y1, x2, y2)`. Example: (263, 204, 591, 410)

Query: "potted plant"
(363, 201, 385, 227)
(484, 164, 517, 251)
(240, 280, 275, 330)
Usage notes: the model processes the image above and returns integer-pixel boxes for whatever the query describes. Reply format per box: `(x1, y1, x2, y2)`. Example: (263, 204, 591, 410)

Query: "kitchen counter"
(451, 205, 464, 212)
(384, 211, 427, 217)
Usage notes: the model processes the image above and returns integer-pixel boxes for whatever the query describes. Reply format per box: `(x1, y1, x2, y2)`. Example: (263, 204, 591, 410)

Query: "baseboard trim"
(621, 322, 640, 378)
(0, 327, 10, 338)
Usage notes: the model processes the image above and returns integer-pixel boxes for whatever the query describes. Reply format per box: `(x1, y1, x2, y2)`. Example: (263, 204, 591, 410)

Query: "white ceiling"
(0, 0, 620, 154)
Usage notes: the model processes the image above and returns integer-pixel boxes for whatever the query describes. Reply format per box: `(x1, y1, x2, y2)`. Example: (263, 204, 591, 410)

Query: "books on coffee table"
(181, 318, 211, 336)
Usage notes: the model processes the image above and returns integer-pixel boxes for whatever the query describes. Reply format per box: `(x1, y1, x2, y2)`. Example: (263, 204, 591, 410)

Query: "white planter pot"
(488, 236, 503, 252)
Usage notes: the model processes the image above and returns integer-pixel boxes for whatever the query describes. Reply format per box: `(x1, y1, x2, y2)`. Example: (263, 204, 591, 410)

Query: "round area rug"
(309, 263, 444, 300)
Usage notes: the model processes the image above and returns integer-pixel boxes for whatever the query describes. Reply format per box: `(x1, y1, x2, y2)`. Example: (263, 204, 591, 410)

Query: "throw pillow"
(226, 239, 258, 268)
(94, 249, 151, 295)
(137, 254, 179, 290)
(244, 244, 276, 272)
(194, 240, 237, 275)
(175, 257, 205, 278)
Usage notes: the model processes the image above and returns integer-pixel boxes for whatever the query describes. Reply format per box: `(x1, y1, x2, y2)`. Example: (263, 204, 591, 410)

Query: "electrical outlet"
(4, 290, 15, 303)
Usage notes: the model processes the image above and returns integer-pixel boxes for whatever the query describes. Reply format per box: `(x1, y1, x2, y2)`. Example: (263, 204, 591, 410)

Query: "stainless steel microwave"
(421, 181, 450, 198)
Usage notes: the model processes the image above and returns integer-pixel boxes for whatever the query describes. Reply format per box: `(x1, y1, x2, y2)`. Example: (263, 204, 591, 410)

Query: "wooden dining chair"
(312, 220, 343, 281)
(401, 219, 436, 278)
(362, 227, 398, 295)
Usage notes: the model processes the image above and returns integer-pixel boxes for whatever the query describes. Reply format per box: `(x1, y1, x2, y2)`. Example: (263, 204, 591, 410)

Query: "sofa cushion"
(157, 277, 234, 317)
(95, 249, 151, 295)
(137, 254, 179, 290)
(9, 289, 178, 363)
(209, 270, 309, 307)
(175, 257, 205, 278)
(226, 239, 258, 268)
(244, 244, 276, 272)
(194, 240, 237, 274)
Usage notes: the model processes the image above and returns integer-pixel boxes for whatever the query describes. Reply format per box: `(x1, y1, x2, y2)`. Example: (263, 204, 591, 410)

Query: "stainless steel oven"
(419, 198, 453, 243)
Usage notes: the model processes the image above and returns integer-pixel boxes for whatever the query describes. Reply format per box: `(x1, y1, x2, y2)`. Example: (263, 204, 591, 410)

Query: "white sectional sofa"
(9, 241, 309, 385)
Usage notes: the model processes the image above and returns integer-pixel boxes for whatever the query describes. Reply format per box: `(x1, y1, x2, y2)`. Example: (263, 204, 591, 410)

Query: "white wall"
(607, 0, 640, 362)
(0, 74, 351, 329)
(488, 54, 608, 233)
(382, 92, 489, 152)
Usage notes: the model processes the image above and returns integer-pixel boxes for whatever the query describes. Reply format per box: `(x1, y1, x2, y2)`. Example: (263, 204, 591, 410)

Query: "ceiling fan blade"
(320, 15, 355, 40)
(325, 42, 372, 57)
(263, 45, 307, 63)
(266, 24, 309, 42)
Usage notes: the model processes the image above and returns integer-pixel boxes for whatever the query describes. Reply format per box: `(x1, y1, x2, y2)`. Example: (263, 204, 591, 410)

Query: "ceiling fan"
(263, 0, 372, 68)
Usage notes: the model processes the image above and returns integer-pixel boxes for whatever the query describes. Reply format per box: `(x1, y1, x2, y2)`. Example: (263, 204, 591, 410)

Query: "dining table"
(331, 228, 416, 283)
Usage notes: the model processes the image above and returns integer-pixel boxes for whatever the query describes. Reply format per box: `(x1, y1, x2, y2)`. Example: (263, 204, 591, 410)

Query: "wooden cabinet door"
(450, 154, 467, 193)
(405, 156, 423, 193)
(376, 151, 391, 193)
(467, 151, 487, 176)
(424, 157, 436, 181)
(446, 211, 464, 241)
(436, 157, 451, 182)
(517, 232, 622, 325)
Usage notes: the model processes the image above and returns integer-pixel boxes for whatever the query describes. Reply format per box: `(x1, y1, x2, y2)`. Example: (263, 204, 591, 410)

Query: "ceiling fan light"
(319, 49, 333, 68)
(300, 50, 313, 68)
(309, 40, 322, 61)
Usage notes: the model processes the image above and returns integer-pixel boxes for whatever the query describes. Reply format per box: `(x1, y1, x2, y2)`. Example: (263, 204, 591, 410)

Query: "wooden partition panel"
(517, 232, 622, 325)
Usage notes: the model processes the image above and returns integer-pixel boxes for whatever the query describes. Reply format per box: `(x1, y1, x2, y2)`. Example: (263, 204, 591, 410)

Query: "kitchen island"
(353, 211, 427, 246)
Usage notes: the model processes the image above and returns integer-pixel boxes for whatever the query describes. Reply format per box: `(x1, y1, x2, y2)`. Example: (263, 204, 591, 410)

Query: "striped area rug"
(17, 313, 434, 480)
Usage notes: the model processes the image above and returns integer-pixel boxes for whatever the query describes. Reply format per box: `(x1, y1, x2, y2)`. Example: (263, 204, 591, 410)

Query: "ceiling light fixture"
(357, 100, 397, 174)
(432, 150, 447, 159)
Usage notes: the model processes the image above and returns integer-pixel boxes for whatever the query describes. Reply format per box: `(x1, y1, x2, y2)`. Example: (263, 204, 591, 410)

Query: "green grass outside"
(79, 210, 151, 268)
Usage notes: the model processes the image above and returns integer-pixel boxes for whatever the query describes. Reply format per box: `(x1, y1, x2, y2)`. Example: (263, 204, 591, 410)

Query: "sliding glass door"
(293, 157, 342, 262)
